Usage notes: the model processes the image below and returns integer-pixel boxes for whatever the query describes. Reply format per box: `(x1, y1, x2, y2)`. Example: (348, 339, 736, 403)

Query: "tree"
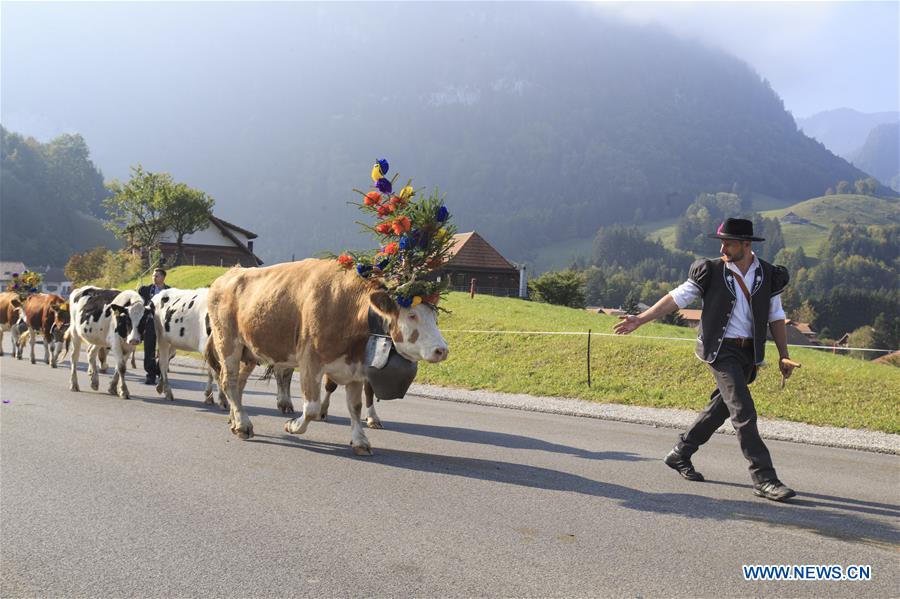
(835, 180, 851, 194)
(104, 165, 172, 265)
(65, 246, 111, 285)
(622, 291, 640, 314)
(871, 313, 899, 351)
(791, 300, 817, 326)
(847, 325, 876, 360)
(584, 266, 606, 305)
(164, 183, 215, 266)
(529, 270, 586, 308)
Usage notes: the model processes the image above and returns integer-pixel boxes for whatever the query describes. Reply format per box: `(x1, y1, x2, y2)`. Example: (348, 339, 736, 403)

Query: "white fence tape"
(440, 329, 897, 354)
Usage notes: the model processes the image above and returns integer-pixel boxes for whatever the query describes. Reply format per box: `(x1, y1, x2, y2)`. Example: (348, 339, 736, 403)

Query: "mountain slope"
(797, 108, 899, 158)
(849, 123, 900, 190)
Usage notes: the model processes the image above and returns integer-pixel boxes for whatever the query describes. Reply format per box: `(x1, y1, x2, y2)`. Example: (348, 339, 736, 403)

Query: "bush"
(98, 251, 143, 289)
(529, 269, 586, 308)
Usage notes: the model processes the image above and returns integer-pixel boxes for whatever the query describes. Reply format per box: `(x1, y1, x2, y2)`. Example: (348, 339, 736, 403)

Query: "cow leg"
(319, 377, 337, 421)
(0, 328, 5, 356)
(156, 337, 174, 400)
(69, 334, 82, 392)
(42, 331, 51, 365)
(87, 344, 101, 391)
(364, 383, 383, 429)
(284, 364, 323, 436)
(221, 344, 253, 439)
(345, 381, 372, 456)
(108, 346, 130, 399)
(203, 369, 215, 405)
(29, 329, 37, 364)
(98, 346, 109, 374)
(275, 368, 295, 414)
(49, 335, 61, 369)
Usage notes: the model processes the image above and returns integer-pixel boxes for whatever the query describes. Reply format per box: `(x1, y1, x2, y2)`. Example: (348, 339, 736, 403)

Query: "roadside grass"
(417, 292, 900, 434)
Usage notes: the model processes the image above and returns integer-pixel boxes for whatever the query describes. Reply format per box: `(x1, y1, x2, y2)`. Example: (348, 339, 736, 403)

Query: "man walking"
(614, 218, 797, 502)
(138, 268, 168, 385)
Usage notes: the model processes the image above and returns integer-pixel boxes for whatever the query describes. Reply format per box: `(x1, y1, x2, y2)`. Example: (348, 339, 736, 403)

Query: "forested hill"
(193, 3, 880, 263)
(1, 4, 886, 265)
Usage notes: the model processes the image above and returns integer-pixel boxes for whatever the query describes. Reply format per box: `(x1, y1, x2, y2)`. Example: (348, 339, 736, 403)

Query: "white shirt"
(669, 255, 785, 339)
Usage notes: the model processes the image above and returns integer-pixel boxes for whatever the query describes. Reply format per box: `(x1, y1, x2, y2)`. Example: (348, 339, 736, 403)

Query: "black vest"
(688, 258, 789, 365)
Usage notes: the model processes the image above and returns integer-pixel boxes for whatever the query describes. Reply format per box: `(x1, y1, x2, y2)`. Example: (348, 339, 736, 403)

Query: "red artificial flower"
(364, 192, 382, 207)
(389, 195, 404, 206)
(382, 242, 399, 255)
(375, 222, 393, 235)
(424, 293, 441, 306)
(337, 255, 354, 269)
(426, 257, 443, 268)
(392, 216, 412, 235)
(377, 203, 397, 218)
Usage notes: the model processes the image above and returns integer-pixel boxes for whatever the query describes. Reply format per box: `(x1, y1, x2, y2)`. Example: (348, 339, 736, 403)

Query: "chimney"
(518, 264, 528, 299)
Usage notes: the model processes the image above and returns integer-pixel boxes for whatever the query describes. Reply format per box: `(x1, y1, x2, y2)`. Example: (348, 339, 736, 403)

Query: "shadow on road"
(251, 434, 900, 550)
(319, 415, 651, 462)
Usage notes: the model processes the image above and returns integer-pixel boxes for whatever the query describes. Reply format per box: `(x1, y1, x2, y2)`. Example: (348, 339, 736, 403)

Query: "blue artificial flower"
(418, 233, 430, 249)
(356, 263, 373, 277)
(376, 258, 390, 270)
(396, 295, 413, 308)
(436, 206, 449, 222)
(399, 236, 411, 250)
(375, 178, 392, 194)
(377, 158, 389, 176)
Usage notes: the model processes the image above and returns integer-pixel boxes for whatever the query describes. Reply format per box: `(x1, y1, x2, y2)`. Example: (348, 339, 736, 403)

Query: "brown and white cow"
(0, 292, 26, 358)
(20, 293, 70, 367)
(206, 259, 448, 454)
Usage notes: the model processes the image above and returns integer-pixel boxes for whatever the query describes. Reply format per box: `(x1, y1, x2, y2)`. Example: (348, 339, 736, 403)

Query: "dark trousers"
(143, 322, 159, 378)
(675, 343, 777, 484)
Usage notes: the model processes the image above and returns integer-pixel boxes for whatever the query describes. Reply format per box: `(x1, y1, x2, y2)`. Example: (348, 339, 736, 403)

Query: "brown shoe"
(664, 449, 704, 482)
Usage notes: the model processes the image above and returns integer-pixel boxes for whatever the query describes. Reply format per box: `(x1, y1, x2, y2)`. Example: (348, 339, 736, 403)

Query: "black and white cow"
(150, 287, 217, 403)
(67, 286, 150, 398)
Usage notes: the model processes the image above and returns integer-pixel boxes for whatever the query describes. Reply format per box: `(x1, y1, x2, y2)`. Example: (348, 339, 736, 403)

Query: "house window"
(248, 241, 254, 252)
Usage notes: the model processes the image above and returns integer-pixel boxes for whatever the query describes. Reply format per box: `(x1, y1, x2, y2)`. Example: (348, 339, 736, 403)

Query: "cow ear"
(110, 304, 126, 314)
(369, 291, 399, 319)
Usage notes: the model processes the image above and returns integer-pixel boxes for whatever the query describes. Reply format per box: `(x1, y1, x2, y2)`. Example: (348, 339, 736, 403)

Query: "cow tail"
(203, 337, 221, 376)
(259, 365, 275, 383)
(60, 328, 72, 361)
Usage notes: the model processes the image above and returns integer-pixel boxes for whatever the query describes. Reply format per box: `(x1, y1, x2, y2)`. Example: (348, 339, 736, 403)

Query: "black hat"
(707, 218, 765, 242)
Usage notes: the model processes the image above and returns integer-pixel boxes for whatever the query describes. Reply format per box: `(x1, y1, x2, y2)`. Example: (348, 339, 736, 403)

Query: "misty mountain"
(797, 108, 900, 158)
(1, 3, 886, 266)
(848, 123, 900, 191)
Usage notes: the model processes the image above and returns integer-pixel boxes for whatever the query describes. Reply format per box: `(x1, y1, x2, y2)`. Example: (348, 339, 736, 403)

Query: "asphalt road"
(1, 354, 898, 598)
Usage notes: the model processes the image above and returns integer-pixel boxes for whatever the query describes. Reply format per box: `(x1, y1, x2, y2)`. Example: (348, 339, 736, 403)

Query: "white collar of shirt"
(724, 253, 759, 280)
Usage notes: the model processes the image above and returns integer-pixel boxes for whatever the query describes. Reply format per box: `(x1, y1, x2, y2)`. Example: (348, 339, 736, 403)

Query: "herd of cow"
(0, 259, 450, 455)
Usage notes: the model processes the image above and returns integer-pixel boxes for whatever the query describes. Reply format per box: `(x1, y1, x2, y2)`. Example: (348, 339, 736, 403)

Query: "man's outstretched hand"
(614, 314, 643, 335)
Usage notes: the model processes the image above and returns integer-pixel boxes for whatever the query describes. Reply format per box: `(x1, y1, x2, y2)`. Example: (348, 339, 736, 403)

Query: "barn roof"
(445, 231, 517, 272)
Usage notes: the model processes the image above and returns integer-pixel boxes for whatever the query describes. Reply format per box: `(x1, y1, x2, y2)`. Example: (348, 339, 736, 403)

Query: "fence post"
(587, 328, 592, 387)
(470, 278, 476, 299)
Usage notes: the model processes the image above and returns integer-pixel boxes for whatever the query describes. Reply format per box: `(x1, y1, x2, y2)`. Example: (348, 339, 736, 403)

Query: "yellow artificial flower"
(399, 185, 414, 200)
(411, 295, 423, 307)
(371, 164, 384, 182)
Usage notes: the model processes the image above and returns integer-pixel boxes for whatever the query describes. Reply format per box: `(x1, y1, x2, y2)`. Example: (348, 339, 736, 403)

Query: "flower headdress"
(336, 159, 456, 308)
(6, 270, 42, 300)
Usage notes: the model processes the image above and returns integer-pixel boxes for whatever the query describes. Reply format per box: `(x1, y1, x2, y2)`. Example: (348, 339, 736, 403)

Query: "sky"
(594, 0, 899, 117)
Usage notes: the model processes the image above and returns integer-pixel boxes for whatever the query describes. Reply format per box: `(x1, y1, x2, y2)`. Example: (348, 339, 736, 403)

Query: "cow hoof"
(51, 363, 57, 369)
(120, 391, 130, 400)
(30, 358, 36, 364)
(107, 385, 118, 396)
(203, 395, 214, 405)
(366, 417, 383, 430)
(352, 445, 373, 457)
(70, 384, 80, 392)
(278, 402, 295, 415)
(232, 425, 253, 439)
(90, 380, 99, 391)
(156, 382, 164, 394)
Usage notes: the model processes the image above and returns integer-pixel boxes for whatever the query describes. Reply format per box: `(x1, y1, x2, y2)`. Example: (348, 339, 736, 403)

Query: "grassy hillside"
(761, 194, 900, 255)
(107, 266, 898, 434)
(117, 266, 231, 292)
(419, 293, 899, 434)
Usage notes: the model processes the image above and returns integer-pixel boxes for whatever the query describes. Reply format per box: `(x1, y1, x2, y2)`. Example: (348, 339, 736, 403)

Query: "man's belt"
(723, 337, 753, 348)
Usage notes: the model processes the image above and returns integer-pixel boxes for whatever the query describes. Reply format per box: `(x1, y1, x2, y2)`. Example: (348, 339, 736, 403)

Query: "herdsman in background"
(614, 218, 797, 502)
(138, 268, 168, 385)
